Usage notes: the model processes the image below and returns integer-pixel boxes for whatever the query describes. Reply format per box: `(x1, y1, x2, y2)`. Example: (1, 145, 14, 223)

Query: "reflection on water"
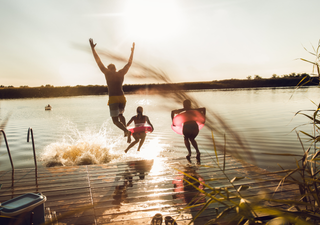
(1, 87, 320, 172)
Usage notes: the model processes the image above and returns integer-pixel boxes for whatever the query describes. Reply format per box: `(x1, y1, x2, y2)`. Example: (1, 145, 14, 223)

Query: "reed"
(181, 40, 320, 225)
(182, 40, 320, 224)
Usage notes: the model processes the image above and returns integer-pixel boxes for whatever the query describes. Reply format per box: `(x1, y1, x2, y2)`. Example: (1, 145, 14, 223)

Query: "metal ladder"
(0, 128, 38, 171)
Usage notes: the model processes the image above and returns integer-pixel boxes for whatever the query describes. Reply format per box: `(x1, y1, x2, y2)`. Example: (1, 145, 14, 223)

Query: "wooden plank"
(0, 155, 300, 225)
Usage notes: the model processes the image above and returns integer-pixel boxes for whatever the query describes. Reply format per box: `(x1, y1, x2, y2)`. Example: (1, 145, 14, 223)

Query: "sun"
(123, 0, 183, 42)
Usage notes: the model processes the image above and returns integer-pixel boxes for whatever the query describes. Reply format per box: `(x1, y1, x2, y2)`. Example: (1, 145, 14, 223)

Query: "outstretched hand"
(131, 42, 135, 52)
(89, 38, 97, 49)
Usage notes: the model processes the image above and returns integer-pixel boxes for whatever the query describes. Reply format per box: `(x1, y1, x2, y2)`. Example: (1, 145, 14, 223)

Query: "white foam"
(40, 121, 123, 167)
(39, 121, 169, 167)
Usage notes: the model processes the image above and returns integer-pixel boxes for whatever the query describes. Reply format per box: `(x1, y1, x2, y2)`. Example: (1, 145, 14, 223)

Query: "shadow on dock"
(0, 155, 299, 224)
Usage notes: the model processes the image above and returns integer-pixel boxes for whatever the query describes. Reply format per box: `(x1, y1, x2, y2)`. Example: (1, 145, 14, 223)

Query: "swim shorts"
(183, 121, 199, 139)
(108, 95, 126, 117)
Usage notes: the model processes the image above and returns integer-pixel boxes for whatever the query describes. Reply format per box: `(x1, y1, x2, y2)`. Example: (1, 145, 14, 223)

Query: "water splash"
(40, 120, 170, 167)
(40, 121, 124, 167)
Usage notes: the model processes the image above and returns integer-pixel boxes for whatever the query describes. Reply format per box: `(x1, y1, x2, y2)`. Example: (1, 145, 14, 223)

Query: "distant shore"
(0, 76, 318, 99)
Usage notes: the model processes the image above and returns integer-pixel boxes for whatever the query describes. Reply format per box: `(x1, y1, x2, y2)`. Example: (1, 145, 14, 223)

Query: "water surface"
(0, 86, 319, 172)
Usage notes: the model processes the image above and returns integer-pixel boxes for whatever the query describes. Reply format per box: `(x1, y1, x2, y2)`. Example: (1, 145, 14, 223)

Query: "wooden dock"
(0, 155, 299, 224)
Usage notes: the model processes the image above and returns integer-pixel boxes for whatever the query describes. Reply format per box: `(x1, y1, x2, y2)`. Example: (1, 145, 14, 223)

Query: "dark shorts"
(183, 121, 199, 139)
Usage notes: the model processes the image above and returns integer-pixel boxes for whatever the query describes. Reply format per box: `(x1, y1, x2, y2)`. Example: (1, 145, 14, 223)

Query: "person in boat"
(89, 38, 135, 143)
(171, 99, 206, 164)
(124, 106, 154, 153)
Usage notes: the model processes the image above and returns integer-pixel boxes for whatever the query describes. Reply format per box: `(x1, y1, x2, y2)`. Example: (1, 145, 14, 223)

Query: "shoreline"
(0, 76, 318, 99)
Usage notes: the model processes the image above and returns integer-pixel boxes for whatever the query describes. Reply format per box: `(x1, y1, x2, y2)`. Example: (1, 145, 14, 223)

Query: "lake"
(0, 86, 319, 172)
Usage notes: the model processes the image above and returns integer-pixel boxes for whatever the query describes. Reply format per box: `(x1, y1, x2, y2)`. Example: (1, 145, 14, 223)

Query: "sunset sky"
(1, 0, 320, 87)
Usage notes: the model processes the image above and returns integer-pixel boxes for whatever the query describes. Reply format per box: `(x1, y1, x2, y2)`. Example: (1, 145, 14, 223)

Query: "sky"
(1, 0, 320, 87)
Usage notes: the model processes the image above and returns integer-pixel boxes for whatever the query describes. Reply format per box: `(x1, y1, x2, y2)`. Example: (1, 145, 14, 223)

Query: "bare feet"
(186, 155, 191, 163)
(196, 153, 201, 165)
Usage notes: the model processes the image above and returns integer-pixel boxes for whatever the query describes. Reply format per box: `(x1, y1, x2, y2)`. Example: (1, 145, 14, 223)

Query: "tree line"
(0, 73, 318, 99)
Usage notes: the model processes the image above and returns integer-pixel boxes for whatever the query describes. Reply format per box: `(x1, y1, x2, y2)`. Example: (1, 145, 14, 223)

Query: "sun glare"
(123, 0, 183, 42)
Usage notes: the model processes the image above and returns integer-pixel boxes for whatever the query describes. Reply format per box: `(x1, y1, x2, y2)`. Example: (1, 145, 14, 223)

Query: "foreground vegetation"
(176, 41, 320, 224)
(0, 73, 318, 99)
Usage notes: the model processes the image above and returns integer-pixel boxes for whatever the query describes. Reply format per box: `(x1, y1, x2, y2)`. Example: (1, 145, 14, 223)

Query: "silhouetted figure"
(171, 100, 206, 164)
(125, 106, 154, 153)
(89, 38, 135, 143)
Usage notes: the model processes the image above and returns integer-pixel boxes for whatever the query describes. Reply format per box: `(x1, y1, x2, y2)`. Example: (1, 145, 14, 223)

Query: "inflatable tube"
(128, 125, 153, 134)
(171, 110, 205, 135)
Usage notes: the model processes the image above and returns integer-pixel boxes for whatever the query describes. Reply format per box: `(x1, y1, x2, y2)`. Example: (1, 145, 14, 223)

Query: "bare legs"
(137, 135, 146, 151)
(183, 122, 201, 164)
(112, 115, 131, 143)
(184, 137, 192, 162)
(118, 114, 126, 127)
(184, 136, 201, 164)
(124, 138, 139, 153)
(124, 133, 146, 153)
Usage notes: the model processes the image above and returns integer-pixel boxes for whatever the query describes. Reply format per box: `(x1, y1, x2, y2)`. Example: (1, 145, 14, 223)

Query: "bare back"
(104, 63, 131, 96)
(133, 115, 147, 126)
(104, 70, 125, 96)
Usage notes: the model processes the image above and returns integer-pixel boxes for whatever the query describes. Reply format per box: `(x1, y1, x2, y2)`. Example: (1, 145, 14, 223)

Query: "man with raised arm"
(89, 38, 135, 143)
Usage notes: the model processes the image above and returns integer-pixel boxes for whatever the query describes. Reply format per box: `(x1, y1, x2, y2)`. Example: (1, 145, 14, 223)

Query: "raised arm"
(128, 42, 135, 65)
(89, 38, 107, 73)
(119, 42, 135, 74)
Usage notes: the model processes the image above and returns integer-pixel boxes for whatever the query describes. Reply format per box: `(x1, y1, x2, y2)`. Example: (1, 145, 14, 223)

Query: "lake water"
(0, 86, 319, 172)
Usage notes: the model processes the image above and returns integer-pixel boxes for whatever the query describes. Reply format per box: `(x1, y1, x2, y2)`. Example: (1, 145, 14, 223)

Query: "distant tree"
(45, 84, 53, 87)
(289, 73, 296, 77)
(0, 85, 4, 88)
(8, 85, 14, 88)
(246, 76, 252, 80)
(254, 75, 262, 79)
(271, 74, 278, 78)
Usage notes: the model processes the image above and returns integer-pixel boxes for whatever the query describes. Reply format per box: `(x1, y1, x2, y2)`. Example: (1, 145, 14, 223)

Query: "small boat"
(45, 104, 52, 110)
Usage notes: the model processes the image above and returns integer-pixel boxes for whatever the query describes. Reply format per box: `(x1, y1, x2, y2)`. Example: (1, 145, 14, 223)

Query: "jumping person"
(171, 100, 206, 164)
(89, 38, 135, 143)
(124, 106, 154, 153)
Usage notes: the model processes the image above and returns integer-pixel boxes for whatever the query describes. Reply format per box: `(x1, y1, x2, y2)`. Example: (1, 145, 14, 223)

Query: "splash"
(40, 121, 123, 167)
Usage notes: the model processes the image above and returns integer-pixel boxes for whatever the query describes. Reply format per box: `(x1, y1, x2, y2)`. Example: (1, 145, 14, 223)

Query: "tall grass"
(189, 40, 320, 224)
